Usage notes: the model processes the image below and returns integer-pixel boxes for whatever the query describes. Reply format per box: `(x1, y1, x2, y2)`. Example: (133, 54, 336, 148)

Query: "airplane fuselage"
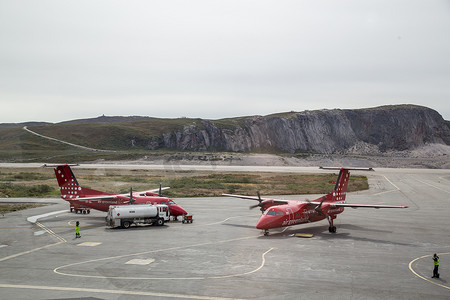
(256, 200, 345, 230)
(65, 195, 187, 217)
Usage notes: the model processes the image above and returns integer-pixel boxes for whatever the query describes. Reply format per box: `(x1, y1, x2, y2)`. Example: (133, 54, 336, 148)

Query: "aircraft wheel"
(329, 226, 337, 233)
(122, 221, 131, 229)
(87, 210, 90, 214)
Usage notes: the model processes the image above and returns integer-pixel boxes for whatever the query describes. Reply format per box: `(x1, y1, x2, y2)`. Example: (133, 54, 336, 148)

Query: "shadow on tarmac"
(256, 224, 415, 247)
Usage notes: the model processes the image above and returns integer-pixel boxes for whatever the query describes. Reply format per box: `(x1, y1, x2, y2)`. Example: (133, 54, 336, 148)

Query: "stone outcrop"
(158, 105, 450, 154)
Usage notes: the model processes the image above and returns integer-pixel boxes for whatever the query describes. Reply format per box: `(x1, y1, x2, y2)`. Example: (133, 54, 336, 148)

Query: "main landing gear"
(327, 215, 337, 233)
(263, 229, 269, 236)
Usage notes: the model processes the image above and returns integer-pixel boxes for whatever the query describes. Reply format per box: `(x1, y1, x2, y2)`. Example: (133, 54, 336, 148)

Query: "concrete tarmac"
(0, 166, 449, 299)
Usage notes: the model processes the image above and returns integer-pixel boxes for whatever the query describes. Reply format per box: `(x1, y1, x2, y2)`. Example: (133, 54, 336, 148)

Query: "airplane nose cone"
(256, 216, 271, 230)
(170, 205, 188, 216)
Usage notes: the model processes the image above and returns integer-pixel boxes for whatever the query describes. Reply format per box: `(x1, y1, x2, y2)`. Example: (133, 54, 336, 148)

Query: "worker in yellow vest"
(432, 253, 439, 278)
(75, 221, 81, 238)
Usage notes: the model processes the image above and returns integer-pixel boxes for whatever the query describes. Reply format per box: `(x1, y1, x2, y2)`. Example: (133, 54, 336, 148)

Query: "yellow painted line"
(0, 283, 244, 300)
(0, 241, 63, 263)
(409, 252, 450, 290)
(0, 222, 66, 262)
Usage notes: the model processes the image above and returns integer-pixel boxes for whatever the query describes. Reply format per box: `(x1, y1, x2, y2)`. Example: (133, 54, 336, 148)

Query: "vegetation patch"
(0, 203, 45, 214)
(0, 167, 369, 199)
(0, 183, 56, 198)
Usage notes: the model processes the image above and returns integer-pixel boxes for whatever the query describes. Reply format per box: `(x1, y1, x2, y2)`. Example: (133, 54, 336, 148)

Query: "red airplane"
(223, 167, 408, 235)
(44, 164, 188, 218)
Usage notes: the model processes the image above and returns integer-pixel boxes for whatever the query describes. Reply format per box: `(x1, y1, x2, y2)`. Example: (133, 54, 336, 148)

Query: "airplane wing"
(329, 203, 408, 209)
(221, 193, 290, 205)
(222, 193, 267, 201)
(70, 187, 171, 201)
(135, 187, 170, 196)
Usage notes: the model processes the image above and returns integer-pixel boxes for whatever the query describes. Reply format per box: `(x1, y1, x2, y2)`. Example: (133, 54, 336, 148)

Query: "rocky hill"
(11, 105, 449, 156)
(159, 105, 450, 154)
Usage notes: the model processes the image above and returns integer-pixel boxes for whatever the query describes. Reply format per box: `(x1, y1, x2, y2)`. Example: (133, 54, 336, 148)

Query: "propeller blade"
(129, 187, 135, 204)
(249, 204, 260, 210)
(158, 183, 162, 197)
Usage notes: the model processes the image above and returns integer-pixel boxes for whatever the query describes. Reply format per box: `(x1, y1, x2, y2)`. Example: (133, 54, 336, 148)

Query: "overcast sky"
(1, 0, 449, 123)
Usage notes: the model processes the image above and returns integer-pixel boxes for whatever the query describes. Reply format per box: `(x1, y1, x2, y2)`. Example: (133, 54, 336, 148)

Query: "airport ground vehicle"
(182, 214, 193, 223)
(70, 203, 90, 214)
(106, 204, 170, 229)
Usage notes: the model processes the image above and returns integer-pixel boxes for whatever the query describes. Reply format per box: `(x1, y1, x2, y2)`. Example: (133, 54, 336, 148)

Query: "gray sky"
(1, 0, 449, 123)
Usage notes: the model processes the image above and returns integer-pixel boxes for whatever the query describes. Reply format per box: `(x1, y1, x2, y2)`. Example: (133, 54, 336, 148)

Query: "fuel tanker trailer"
(107, 204, 170, 229)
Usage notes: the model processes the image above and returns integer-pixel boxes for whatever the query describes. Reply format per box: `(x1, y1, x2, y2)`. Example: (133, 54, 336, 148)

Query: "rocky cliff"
(159, 105, 450, 154)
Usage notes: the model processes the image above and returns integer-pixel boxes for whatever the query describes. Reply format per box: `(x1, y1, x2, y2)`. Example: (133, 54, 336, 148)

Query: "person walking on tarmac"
(432, 253, 439, 278)
(75, 221, 81, 238)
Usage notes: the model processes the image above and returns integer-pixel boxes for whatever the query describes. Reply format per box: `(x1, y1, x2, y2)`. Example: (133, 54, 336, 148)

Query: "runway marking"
(26, 210, 68, 224)
(195, 214, 258, 227)
(77, 242, 101, 247)
(125, 258, 155, 265)
(54, 236, 273, 280)
(413, 179, 450, 194)
(373, 176, 400, 196)
(0, 283, 244, 300)
(0, 222, 66, 262)
(409, 252, 450, 290)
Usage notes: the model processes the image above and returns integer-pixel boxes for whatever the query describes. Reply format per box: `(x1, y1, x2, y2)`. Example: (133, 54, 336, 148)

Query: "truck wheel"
(122, 221, 131, 229)
(156, 218, 164, 226)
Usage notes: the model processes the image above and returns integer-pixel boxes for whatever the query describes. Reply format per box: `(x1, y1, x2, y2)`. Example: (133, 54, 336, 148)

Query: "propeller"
(249, 191, 265, 213)
(129, 187, 135, 204)
(158, 183, 162, 197)
(314, 196, 326, 216)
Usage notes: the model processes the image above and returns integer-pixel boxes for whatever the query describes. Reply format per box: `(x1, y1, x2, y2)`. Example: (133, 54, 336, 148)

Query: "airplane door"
(286, 208, 294, 222)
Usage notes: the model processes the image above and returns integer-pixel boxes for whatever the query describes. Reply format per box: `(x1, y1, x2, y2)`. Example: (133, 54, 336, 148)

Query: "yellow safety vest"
(434, 257, 439, 266)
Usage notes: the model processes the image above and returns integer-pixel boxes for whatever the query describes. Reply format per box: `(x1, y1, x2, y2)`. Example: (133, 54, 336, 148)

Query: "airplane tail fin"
(43, 164, 108, 199)
(320, 167, 374, 202)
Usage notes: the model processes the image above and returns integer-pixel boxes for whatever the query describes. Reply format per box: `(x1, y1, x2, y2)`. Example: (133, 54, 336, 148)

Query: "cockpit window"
(264, 209, 285, 216)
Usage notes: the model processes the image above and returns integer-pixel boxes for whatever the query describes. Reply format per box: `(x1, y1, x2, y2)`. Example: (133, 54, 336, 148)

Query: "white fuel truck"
(106, 204, 170, 229)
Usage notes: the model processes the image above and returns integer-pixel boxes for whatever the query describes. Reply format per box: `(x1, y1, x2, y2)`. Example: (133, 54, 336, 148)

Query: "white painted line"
(0, 283, 243, 300)
(77, 242, 101, 247)
(125, 258, 155, 265)
(34, 230, 46, 236)
(0, 245, 7, 248)
(27, 210, 68, 224)
(414, 178, 450, 194)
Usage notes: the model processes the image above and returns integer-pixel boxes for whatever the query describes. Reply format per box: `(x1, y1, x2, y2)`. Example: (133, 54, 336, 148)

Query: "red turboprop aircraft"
(223, 167, 408, 235)
(44, 164, 188, 218)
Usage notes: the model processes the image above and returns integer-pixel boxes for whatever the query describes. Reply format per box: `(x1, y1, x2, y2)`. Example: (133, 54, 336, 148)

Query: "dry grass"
(0, 167, 368, 198)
